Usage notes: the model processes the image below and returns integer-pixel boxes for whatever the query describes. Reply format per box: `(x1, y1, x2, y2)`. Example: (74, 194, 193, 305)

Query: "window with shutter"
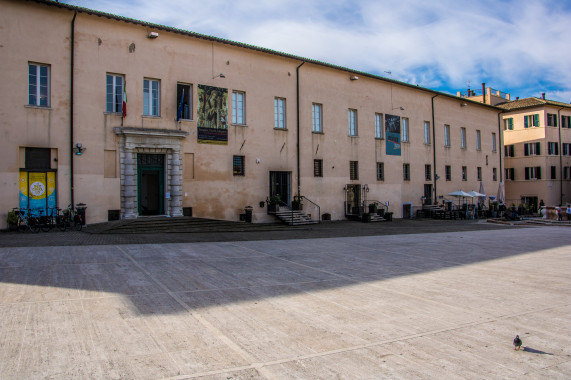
(524, 144, 529, 156)
(533, 114, 539, 127)
(536, 166, 541, 179)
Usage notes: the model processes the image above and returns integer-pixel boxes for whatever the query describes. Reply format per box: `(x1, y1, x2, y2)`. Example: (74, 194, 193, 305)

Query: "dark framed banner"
(385, 114, 401, 156)
(197, 84, 228, 145)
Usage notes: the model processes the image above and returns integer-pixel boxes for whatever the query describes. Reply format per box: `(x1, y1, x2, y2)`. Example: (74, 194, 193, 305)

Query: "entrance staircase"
(273, 209, 318, 226)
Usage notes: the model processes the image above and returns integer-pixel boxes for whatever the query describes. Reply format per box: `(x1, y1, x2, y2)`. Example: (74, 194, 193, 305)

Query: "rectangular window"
(444, 125, 450, 147)
(505, 168, 515, 180)
(460, 127, 466, 149)
(445, 165, 451, 181)
(402, 117, 409, 142)
(492, 133, 497, 152)
(375, 113, 383, 139)
(106, 74, 124, 114)
(177, 83, 192, 120)
(350, 160, 359, 180)
(274, 97, 286, 129)
(232, 91, 245, 124)
(524, 142, 541, 156)
(462, 166, 467, 181)
(493, 167, 497, 181)
(524, 166, 541, 180)
(476, 130, 481, 151)
(524, 114, 540, 128)
(143, 78, 160, 116)
(424, 121, 431, 144)
(233, 155, 245, 176)
(504, 118, 514, 130)
(562, 116, 571, 128)
(548, 142, 559, 155)
(28, 63, 50, 107)
(25, 147, 51, 169)
(563, 143, 571, 156)
(504, 144, 515, 157)
(377, 162, 384, 181)
(348, 109, 358, 136)
(403, 163, 410, 181)
(312, 103, 322, 132)
(564, 167, 571, 180)
(425, 164, 431, 181)
(477, 166, 482, 181)
(551, 166, 557, 180)
(314, 159, 323, 177)
(547, 113, 557, 127)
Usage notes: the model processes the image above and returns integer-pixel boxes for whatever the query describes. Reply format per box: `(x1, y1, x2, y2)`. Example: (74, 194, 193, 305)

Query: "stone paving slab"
(0, 226, 569, 379)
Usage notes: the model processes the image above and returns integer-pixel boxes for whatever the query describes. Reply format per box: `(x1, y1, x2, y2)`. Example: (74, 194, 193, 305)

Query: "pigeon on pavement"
(513, 335, 522, 350)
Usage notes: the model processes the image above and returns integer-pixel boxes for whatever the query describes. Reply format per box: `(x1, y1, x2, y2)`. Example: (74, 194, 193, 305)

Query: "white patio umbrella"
(496, 182, 505, 204)
(447, 190, 473, 208)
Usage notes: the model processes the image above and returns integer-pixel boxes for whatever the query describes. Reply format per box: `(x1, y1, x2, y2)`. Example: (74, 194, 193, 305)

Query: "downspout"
(431, 95, 438, 203)
(70, 10, 77, 208)
(557, 107, 564, 205)
(498, 111, 503, 182)
(296, 61, 305, 199)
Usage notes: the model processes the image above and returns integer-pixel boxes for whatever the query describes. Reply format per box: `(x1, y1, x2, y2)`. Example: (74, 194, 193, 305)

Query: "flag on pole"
(176, 88, 184, 122)
(122, 81, 127, 119)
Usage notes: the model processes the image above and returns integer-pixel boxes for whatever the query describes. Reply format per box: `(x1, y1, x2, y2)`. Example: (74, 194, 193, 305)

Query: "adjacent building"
(0, 0, 504, 229)
(497, 97, 571, 209)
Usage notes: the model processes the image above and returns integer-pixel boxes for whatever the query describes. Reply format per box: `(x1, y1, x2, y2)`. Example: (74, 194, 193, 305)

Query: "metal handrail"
(300, 196, 320, 223)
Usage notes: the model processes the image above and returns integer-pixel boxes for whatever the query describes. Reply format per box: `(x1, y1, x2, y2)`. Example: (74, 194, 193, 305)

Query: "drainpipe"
(557, 107, 564, 205)
(296, 61, 305, 199)
(431, 95, 438, 202)
(498, 111, 504, 182)
(70, 10, 77, 208)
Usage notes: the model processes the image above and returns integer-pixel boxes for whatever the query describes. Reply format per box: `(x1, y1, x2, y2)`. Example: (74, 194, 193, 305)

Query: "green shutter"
(533, 114, 539, 127)
(536, 166, 541, 179)
(524, 144, 529, 156)
(524, 116, 529, 128)
(536, 142, 541, 154)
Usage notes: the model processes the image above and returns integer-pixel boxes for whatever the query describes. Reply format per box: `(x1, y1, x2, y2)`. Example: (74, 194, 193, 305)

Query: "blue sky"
(62, 0, 571, 103)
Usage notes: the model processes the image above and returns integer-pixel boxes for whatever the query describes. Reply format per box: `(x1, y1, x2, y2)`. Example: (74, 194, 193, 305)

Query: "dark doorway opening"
(269, 171, 291, 206)
(345, 184, 362, 215)
(137, 154, 164, 215)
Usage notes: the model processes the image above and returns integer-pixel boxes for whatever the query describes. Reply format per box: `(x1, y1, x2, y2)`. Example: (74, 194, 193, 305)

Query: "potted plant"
(268, 195, 281, 213)
(6, 210, 18, 231)
(368, 202, 378, 214)
(291, 195, 303, 211)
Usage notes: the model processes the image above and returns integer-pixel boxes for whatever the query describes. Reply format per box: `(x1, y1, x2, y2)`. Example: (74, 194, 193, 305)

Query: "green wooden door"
(137, 154, 164, 215)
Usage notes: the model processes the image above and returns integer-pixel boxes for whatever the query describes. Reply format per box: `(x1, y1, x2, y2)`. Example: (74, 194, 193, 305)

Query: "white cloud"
(64, 0, 571, 102)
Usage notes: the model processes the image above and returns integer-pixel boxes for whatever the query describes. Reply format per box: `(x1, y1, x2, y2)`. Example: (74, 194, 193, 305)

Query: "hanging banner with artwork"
(385, 114, 401, 156)
(18, 171, 56, 216)
(197, 84, 228, 145)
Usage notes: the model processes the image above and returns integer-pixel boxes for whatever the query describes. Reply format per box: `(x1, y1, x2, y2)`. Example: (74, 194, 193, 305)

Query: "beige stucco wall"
(0, 0, 503, 228)
(502, 106, 571, 207)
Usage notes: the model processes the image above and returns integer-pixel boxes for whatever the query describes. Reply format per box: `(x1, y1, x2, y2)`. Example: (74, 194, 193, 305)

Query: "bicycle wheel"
(29, 219, 40, 233)
(73, 215, 82, 231)
(40, 217, 52, 232)
(56, 216, 67, 232)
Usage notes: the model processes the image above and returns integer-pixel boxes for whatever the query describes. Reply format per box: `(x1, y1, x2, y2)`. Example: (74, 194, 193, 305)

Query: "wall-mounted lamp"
(148, 32, 159, 39)
(212, 73, 225, 79)
(350, 76, 359, 81)
(74, 143, 86, 156)
(461, 103, 468, 107)
(393, 106, 405, 111)
(435, 174, 440, 180)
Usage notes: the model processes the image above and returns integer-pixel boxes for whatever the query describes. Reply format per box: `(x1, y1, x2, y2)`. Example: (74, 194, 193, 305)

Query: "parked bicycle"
(62, 204, 83, 231)
(12, 208, 40, 233)
(38, 207, 67, 232)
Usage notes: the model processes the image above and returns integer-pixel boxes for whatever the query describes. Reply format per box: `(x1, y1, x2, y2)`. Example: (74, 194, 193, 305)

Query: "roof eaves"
(33, 0, 500, 109)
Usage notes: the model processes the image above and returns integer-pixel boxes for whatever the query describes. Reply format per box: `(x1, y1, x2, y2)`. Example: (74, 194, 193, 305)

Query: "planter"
(384, 212, 393, 221)
(362, 213, 372, 223)
(368, 204, 378, 214)
(268, 204, 280, 213)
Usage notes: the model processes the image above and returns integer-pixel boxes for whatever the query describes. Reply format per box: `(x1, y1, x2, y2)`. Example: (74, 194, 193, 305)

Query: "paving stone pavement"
(0, 224, 570, 379)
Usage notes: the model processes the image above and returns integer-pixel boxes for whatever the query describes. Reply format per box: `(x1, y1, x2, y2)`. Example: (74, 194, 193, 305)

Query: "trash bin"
(244, 206, 253, 223)
(76, 203, 87, 225)
(384, 212, 393, 221)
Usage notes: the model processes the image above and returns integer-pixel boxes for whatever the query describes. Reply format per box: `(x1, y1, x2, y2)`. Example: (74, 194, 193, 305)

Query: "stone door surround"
(115, 127, 188, 219)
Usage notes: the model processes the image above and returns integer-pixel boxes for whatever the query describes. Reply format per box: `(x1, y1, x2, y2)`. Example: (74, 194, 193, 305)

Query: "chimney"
(516, 97, 519, 100)
(482, 83, 486, 104)
(542, 93, 545, 100)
